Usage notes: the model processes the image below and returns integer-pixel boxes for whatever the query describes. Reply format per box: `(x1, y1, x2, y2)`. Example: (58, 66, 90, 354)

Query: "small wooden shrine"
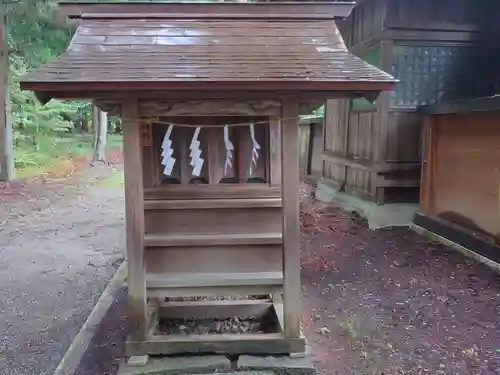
(21, 1, 395, 363)
(322, 0, 493, 205)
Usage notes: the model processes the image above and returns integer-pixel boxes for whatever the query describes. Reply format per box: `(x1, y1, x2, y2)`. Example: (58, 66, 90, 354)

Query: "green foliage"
(5, 0, 94, 171)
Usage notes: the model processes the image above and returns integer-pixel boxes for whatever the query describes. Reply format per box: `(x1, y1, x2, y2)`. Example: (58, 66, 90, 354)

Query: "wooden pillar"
(281, 98, 301, 339)
(0, 12, 12, 182)
(420, 115, 435, 216)
(122, 98, 148, 341)
(269, 117, 281, 186)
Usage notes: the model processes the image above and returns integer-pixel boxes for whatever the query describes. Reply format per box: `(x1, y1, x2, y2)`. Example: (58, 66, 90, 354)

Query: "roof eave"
(21, 79, 395, 94)
(20, 80, 395, 104)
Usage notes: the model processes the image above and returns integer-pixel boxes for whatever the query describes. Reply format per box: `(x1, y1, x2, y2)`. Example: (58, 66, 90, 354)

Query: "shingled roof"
(20, 1, 396, 101)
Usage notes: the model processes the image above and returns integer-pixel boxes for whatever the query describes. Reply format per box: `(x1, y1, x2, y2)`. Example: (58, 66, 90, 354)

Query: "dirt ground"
(0, 150, 125, 375)
(75, 184, 500, 375)
(300, 186, 500, 375)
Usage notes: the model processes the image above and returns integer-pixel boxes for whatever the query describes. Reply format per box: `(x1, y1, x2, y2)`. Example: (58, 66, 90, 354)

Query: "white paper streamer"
(160, 124, 175, 176)
(223, 125, 234, 175)
(189, 127, 204, 177)
(248, 122, 261, 175)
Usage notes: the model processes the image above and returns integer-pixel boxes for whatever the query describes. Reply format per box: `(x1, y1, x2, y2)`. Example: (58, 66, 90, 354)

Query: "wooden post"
(269, 117, 281, 186)
(281, 98, 301, 339)
(122, 98, 148, 343)
(0, 10, 13, 182)
(421, 115, 435, 216)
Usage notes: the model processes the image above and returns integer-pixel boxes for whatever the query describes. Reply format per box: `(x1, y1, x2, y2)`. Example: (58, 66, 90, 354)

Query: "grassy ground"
(13, 132, 123, 179)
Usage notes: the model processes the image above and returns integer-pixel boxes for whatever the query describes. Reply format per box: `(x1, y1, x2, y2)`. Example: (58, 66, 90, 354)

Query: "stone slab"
(118, 355, 231, 375)
(316, 180, 418, 230)
(237, 355, 315, 375)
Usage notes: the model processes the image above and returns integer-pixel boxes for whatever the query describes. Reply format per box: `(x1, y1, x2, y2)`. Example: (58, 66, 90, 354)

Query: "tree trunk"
(0, 13, 13, 181)
(91, 103, 108, 164)
(82, 117, 89, 133)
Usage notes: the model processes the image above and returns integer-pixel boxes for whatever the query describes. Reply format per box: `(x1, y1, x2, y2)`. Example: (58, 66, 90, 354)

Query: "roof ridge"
(59, 1, 355, 20)
(79, 12, 338, 21)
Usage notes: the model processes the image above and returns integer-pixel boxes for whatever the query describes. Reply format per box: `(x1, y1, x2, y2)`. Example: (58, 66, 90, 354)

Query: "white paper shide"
(161, 124, 175, 176)
(189, 126, 204, 177)
(223, 125, 234, 175)
(248, 123, 261, 176)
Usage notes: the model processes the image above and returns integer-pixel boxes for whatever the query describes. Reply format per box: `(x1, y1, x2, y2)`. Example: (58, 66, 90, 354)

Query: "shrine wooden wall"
(139, 112, 284, 296)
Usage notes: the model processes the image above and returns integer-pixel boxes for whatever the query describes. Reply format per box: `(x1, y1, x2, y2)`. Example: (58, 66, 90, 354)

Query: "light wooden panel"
(145, 245, 283, 274)
(145, 207, 282, 235)
(431, 112, 500, 237)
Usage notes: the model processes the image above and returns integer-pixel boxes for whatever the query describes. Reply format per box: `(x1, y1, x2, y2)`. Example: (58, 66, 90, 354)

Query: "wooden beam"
(323, 151, 373, 172)
(122, 97, 148, 341)
(147, 284, 282, 299)
(0, 12, 12, 182)
(386, 30, 477, 43)
(144, 198, 282, 210)
(420, 115, 436, 215)
(159, 299, 273, 320)
(280, 98, 301, 339)
(145, 271, 283, 289)
(144, 185, 281, 200)
(125, 332, 305, 357)
(144, 233, 283, 247)
(269, 117, 282, 186)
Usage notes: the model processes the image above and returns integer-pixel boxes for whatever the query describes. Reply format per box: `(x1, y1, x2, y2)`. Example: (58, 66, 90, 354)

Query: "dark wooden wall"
(323, 0, 492, 204)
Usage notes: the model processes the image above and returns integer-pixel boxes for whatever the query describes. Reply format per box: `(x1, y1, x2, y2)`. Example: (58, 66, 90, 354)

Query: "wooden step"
(144, 232, 282, 247)
(146, 271, 283, 289)
(144, 198, 282, 210)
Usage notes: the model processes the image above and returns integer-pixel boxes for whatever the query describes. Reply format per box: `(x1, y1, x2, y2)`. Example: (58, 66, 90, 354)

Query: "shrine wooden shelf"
(144, 198, 282, 210)
(145, 272, 283, 288)
(144, 233, 283, 247)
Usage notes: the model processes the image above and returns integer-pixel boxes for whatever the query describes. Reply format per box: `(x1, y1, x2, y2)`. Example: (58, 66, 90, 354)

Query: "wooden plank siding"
(324, 0, 491, 205)
(420, 111, 500, 242)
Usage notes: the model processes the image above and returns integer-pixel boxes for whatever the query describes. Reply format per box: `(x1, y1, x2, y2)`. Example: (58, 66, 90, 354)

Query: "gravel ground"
(55, 182, 500, 375)
(0, 153, 125, 375)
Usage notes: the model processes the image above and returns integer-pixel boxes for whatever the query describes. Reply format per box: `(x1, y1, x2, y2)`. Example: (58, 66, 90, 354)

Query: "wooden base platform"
(125, 296, 306, 358)
(413, 213, 500, 264)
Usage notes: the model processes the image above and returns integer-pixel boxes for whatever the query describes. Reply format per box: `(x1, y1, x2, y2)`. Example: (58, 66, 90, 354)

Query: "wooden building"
(321, 0, 493, 205)
(414, 0, 500, 261)
(20, 1, 395, 364)
(416, 98, 500, 262)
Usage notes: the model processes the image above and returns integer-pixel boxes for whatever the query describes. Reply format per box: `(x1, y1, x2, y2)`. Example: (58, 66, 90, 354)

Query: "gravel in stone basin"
(161, 296, 270, 335)
(159, 316, 264, 335)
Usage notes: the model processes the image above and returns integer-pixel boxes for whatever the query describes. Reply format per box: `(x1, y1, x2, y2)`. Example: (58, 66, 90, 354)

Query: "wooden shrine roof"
(20, 2, 396, 101)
